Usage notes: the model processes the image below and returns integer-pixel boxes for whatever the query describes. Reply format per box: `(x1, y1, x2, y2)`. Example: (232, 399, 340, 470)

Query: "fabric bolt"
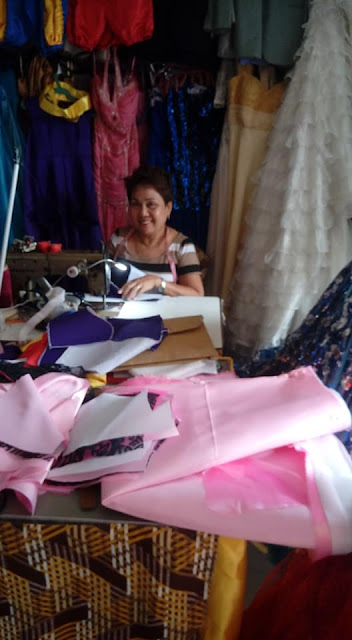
(66, 0, 154, 50)
(23, 97, 102, 250)
(206, 66, 285, 296)
(91, 50, 140, 241)
(235, 258, 352, 451)
(225, 0, 352, 354)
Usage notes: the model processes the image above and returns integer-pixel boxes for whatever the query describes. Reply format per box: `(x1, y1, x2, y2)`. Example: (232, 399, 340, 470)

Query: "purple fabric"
(0, 343, 22, 360)
(109, 316, 166, 342)
(23, 98, 102, 250)
(39, 346, 66, 365)
(48, 309, 113, 347)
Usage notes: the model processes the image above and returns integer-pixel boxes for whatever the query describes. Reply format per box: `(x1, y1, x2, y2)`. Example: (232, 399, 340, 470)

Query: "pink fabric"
(102, 436, 352, 556)
(91, 49, 140, 241)
(0, 373, 89, 512)
(101, 368, 352, 556)
(203, 447, 309, 514)
(0, 449, 52, 514)
(102, 369, 351, 487)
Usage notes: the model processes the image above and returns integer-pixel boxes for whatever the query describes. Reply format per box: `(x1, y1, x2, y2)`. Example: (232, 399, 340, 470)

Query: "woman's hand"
(119, 275, 161, 300)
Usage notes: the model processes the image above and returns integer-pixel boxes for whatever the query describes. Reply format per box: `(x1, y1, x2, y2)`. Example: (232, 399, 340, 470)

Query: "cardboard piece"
(112, 315, 218, 370)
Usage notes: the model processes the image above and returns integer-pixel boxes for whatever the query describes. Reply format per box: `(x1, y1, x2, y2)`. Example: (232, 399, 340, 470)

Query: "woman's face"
(128, 185, 172, 238)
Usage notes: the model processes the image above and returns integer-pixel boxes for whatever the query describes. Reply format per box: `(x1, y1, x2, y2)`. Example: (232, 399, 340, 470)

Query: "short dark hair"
(125, 166, 173, 204)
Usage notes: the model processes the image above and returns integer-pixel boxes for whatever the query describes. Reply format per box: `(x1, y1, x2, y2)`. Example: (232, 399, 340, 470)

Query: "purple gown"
(24, 97, 102, 250)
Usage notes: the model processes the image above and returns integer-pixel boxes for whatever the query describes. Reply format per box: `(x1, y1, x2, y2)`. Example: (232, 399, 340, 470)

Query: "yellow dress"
(207, 66, 285, 299)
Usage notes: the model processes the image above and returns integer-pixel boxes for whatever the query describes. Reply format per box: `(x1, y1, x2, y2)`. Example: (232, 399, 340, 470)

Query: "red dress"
(67, 0, 154, 50)
(91, 50, 140, 242)
(239, 549, 352, 640)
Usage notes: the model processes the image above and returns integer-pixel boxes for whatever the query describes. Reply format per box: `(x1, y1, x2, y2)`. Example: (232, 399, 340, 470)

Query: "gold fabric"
(0, 522, 223, 639)
(44, 0, 64, 46)
(206, 66, 285, 298)
(203, 538, 247, 640)
(39, 82, 92, 121)
(0, 0, 6, 41)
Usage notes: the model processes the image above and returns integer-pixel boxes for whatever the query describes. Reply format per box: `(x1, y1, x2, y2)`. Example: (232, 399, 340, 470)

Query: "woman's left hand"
(119, 275, 161, 300)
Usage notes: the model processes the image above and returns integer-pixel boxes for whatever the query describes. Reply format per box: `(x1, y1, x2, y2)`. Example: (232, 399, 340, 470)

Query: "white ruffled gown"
(225, 0, 352, 355)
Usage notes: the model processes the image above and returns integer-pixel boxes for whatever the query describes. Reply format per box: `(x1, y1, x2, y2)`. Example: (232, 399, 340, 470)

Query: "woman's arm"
(119, 272, 204, 300)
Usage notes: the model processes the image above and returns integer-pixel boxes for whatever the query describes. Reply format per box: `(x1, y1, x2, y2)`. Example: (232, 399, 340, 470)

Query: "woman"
(107, 166, 204, 299)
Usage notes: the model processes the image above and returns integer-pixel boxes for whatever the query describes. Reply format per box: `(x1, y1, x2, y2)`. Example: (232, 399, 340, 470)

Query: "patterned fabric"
(146, 82, 223, 250)
(0, 522, 218, 639)
(234, 258, 352, 451)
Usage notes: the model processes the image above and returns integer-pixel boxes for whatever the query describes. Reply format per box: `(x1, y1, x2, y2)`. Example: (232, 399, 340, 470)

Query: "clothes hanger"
(52, 67, 77, 102)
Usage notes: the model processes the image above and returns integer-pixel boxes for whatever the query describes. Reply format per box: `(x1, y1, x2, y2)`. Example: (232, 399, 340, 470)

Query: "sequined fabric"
(147, 82, 223, 249)
(234, 259, 352, 451)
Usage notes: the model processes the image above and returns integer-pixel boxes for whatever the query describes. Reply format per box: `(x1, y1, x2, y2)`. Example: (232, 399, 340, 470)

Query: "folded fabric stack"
(1, 363, 352, 558)
(47, 390, 178, 484)
(101, 368, 352, 558)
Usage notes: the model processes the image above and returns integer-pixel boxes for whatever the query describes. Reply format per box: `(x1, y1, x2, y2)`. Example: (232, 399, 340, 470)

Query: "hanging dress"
(0, 0, 68, 54)
(146, 75, 223, 249)
(206, 65, 285, 297)
(91, 50, 140, 242)
(225, 0, 352, 355)
(23, 95, 102, 250)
